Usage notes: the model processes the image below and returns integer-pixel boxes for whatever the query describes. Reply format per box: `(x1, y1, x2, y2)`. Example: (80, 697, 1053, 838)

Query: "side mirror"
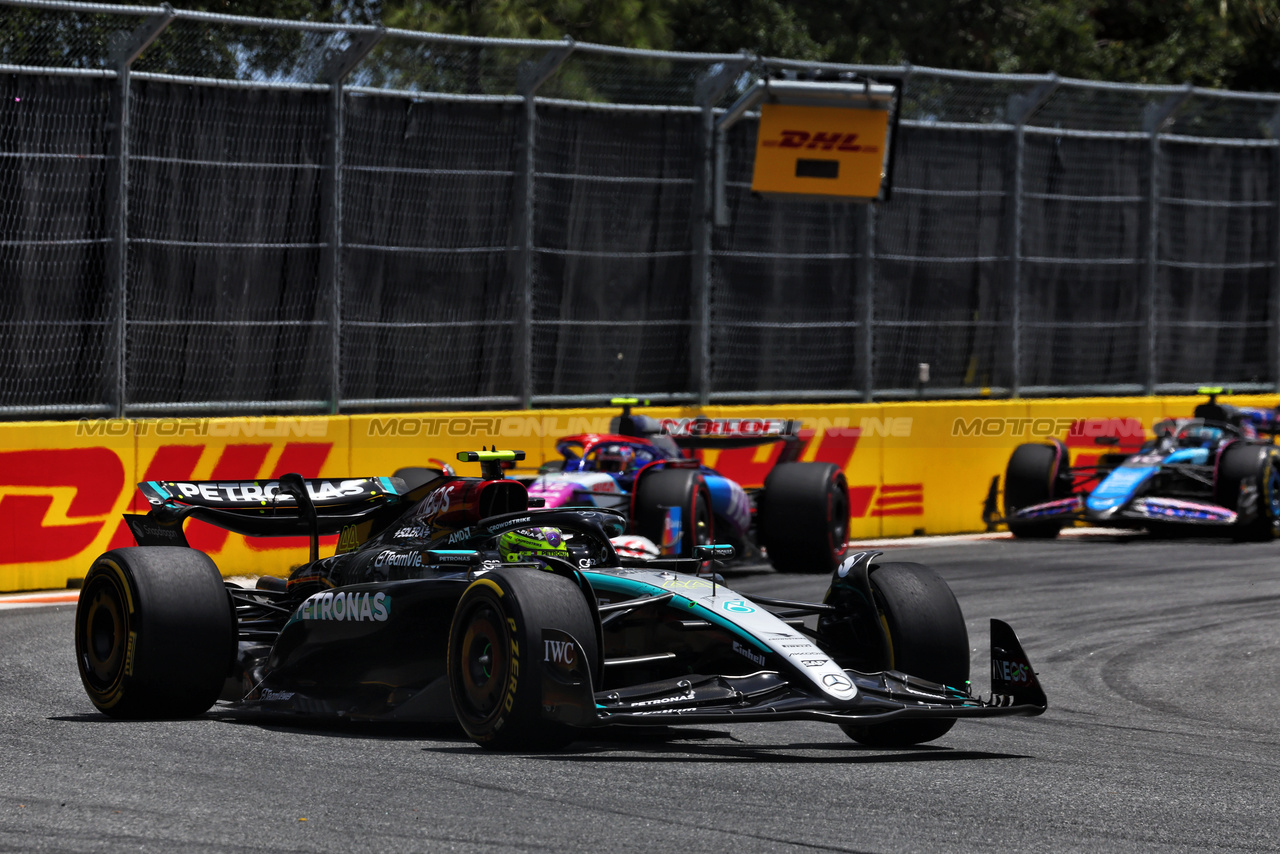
(1094, 436, 1119, 446)
(696, 544, 735, 560)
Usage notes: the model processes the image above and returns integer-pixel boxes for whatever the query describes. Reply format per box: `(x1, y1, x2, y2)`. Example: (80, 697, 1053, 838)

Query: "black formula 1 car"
(76, 451, 1046, 750)
(986, 391, 1280, 540)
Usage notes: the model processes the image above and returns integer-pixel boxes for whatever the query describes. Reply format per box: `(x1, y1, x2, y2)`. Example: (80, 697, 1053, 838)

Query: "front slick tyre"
(1215, 444, 1280, 542)
(840, 562, 969, 748)
(74, 547, 235, 719)
(448, 568, 599, 751)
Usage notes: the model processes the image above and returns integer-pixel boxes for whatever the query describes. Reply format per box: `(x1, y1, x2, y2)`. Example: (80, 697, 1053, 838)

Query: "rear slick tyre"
(757, 462, 849, 574)
(840, 562, 969, 748)
(74, 547, 236, 719)
(1003, 442, 1066, 539)
(633, 468, 713, 558)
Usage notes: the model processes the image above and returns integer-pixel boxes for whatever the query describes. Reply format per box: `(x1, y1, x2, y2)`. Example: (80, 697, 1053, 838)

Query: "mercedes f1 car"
(515, 399, 850, 574)
(987, 391, 1280, 539)
(75, 450, 1047, 751)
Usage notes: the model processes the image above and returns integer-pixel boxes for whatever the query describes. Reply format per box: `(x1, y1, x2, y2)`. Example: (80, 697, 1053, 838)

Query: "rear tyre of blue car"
(74, 547, 236, 719)
(1004, 442, 1068, 538)
(448, 568, 600, 751)
(840, 561, 969, 748)
(757, 462, 849, 573)
(1215, 444, 1280, 541)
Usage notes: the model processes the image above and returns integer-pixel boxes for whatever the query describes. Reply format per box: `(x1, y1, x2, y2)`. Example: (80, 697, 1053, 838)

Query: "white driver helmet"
(610, 534, 660, 560)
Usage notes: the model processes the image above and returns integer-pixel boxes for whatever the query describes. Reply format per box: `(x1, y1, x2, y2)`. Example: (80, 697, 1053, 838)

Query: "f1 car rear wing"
(1193, 387, 1280, 439)
(131, 474, 406, 560)
(608, 397, 805, 457)
(140, 476, 402, 510)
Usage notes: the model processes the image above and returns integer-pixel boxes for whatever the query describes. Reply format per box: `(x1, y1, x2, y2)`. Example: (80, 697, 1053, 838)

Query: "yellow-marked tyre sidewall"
(72, 547, 235, 720)
(447, 568, 598, 751)
(75, 558, 136, 711)
(447, 579, 519, 745)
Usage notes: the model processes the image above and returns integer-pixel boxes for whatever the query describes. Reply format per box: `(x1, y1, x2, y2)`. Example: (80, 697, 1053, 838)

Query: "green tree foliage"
(384, 0, 675, 49)
(9, 0, 1280, 91)
(672, 0, 1279, 91)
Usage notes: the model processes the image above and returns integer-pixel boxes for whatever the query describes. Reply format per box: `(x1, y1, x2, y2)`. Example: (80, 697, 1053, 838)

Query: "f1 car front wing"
(544, 619, 1047, 729)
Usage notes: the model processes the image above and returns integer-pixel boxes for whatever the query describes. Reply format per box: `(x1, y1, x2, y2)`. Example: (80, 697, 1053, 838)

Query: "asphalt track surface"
(4, 532, 1280, 853)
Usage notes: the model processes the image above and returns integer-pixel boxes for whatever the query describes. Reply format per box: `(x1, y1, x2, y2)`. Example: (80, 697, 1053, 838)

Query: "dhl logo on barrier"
(0, 448, 125, 565)
(0, 442, 335, 566)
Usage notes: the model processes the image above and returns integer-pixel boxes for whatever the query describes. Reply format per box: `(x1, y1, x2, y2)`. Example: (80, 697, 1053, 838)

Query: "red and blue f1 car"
(986, 390, 1280, 539)
(518, 399, 849, 574)
(75, 450, 1046, 751)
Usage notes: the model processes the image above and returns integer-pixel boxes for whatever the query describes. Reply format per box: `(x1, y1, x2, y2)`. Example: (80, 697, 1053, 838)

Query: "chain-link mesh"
(340, 94, 522, 404)
(1019, 134, 1149, 388)
(7, 0, 1280, 416)
(357, 32, 542, 96)
(531, 105, 696, 397)
(1155, 138, 1276, 386)
(126, 80, 330, 408)
(0, 5, 150, 70)
(136, 17, 351, 84)
(873, 126, 1013, 391)
(0, 71, 112, 412)
(540, 49, 715, 107)
(711, 120, 864, 395)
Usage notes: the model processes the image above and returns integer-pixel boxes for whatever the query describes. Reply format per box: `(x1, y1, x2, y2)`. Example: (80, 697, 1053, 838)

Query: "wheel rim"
(77, 573, 128, 692)
(455, 602, 509, 722)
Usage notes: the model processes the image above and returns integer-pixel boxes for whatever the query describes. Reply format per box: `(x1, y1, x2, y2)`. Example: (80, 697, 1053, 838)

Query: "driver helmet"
(498, 526, 569, 563)
(1181, 425, 1223, 447)
(610, 534, 659, 560)
(597, 445, 634, 474)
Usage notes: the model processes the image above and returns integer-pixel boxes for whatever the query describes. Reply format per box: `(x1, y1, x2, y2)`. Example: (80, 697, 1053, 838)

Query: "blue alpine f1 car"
(988, 391, 1280, 539)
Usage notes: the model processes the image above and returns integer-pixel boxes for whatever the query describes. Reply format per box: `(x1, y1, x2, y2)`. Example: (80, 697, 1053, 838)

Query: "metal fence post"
(105, 6, 173, 418)
(1142, 84, 1193, 394)
(515, 39, 574, 409)
(1270, 110, 1280, 393)
(1004, 77, 1057, 397)
(694, 57, 750, 406)
(859, 203, 875, 401)
(321, 28, 384, 415)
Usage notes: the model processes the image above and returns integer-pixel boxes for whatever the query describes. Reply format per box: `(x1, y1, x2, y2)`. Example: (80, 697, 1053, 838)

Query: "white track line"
(0, 590, 80, 610)
(846, 527, 1134, 548)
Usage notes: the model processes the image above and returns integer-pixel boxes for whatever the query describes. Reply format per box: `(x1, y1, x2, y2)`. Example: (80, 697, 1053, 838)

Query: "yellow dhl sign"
(751, 102, 890, 199)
